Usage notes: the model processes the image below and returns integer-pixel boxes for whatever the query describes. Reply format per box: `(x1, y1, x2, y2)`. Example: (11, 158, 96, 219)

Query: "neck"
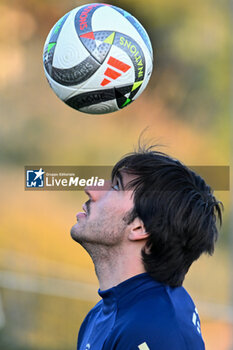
(84, 243, 146, 290)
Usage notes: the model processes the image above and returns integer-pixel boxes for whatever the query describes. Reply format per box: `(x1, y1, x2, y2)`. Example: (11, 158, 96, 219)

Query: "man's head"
(71, 145, 222, 287)
(111, 145, 222, 287)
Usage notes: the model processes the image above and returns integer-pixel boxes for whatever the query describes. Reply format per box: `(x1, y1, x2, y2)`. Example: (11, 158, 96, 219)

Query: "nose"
(84, 180, 111, 201)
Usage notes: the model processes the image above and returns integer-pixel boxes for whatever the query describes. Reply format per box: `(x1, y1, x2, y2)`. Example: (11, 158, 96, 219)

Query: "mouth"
(76, 212, 87, 220)
(76, 202, 90, 221)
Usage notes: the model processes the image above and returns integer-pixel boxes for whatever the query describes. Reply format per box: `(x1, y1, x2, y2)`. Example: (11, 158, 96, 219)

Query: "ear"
(128, 217, 149, 241)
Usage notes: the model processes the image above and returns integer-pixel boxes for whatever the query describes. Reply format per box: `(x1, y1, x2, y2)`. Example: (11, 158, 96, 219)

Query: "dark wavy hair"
(112, 145, 223, 287)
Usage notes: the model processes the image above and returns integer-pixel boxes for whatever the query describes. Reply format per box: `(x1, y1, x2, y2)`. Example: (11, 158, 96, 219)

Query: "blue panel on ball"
(112, 5, 153, 56)
(43, 11, 70, 76)
(49, 12, 71, 43)
(80, 37, 97, 54)
(43, 45, 56, 76)
(94, 31, 114, 42)
(80, 31, 113, 64)
(91, 42, 111, 64)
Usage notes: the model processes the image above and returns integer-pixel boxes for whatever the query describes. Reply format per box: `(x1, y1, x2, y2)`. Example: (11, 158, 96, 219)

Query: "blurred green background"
(0, 0, 231, 349)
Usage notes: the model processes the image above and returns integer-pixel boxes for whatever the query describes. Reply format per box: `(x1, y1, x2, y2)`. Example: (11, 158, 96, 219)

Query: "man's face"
(70, 172, 135, 247)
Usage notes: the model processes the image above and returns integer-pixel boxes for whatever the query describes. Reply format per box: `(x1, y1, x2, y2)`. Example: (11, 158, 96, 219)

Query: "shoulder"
(78, 300, 102, 339)
(80, 299, 102, 325)
(104, 284, 205, 350)
(116, 282, 183, 326)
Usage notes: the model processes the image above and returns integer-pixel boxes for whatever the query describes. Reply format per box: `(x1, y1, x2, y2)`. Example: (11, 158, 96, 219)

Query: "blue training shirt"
(77, 273, 205, 350)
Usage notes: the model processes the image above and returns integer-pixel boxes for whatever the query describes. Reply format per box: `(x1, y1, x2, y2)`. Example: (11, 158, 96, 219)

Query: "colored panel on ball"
(115, 85, 133, 95)
(80, 37, 97, 54)
(132, 80, 143, 91)
(121, 98, 131, 107)
(47, 42, 56, 54)
(115, 89, 127, 108)
(80, 31, 113, 63)
(51, 56, 100, 86)
(114, 32, 145, 83)
(94, 31, 115, 42)
(113, 32, 146, 100)
(104, 32, 115, 45)
(115, 85, 133, 109)
(91, 43, 111, 64)
(49, 12, 70, 43)
(75, 4, 104, 36)
(111, 5, 153, 56)
(43, 12, 70, 76)
(65, 88, 116, 110)
(80, 31, 95, 40)
(126, 15, 153, 56)
(43, 45, 56, 76)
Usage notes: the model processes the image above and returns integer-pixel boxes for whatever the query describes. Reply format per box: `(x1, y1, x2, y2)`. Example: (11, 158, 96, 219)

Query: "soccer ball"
(43, 3, 153, 114)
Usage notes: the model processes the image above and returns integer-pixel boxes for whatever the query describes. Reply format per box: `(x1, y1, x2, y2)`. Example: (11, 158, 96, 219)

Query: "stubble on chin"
(70, 222, 86, 243)
(71, 214, 128, 247)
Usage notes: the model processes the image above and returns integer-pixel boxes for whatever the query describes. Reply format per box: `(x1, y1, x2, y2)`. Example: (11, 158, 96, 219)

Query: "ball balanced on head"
(43, 3, 153, 114)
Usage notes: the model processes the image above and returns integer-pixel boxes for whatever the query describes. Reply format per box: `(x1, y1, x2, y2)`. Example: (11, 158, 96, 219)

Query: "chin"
(70, 225, 80, 241)
(70, 224, 87, 244)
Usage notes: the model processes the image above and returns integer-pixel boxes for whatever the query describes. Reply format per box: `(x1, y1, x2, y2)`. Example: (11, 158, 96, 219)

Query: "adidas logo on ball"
(100, 56, 131, 87)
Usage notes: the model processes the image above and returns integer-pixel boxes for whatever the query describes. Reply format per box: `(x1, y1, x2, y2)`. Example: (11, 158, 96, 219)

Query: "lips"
(76, 202, 89, 221)
(76, 212, 87, 220)
(76, 200, 90, 221)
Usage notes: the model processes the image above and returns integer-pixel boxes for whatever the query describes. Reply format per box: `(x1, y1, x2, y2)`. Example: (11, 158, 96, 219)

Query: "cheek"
(90, 193, 134, 218)
(107, 199, 134, 218)
(120, 195, 134, 213)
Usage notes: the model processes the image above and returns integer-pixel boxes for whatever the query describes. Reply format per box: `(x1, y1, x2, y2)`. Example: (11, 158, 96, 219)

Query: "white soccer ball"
(43, 3, 153, 114)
